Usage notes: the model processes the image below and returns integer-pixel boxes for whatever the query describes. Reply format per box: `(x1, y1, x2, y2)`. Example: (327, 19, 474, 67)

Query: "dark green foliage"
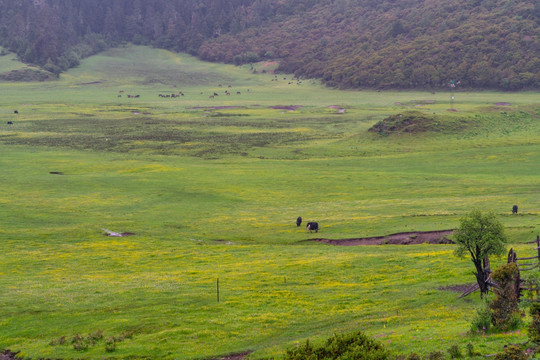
(490, 263, 523, 331)
(447, 344, 463, 359)
(0, 68, 56, 82)
(529, 302, 540, 344)
(494, 345, 528, 360)
(104, 337, 116, 353)
(199, 0, 540, 90)
(368, 111, 468, 136)
(454, 209, 508, 297)
(283, 331, 389, 360)
(427, 351, 445, 360)
(405, 353, 421, 360)
(50, 330, 130, 353)
(0, 0, 537, 90)
(466, 343, 481, 357)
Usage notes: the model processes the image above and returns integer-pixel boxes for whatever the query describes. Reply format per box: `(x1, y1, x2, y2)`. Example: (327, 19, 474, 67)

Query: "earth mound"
(310, 230, 454, 246)
(369, 111, 440, 136)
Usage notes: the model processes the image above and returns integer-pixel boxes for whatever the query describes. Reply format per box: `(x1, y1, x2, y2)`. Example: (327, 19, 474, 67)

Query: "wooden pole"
(537, 235, 540, 270)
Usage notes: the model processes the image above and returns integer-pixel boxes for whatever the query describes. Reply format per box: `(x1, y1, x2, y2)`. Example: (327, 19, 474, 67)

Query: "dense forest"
(0, 0, 538, 90)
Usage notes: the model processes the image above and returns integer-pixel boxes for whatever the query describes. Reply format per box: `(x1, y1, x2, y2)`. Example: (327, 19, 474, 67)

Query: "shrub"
(87, 329, 103, 342)
(48, 335, 66, 346)
(427, 351, 445, 360)
(71, 334, 84, 344)
(494, 345, 528, 360)
(490, 263, 523, 330)
(105, 336, 116, 353)
(284, 331, 389, 360)
(466, 343, 480, 357)
(528, 302, 540, 344)
(243, 51, 260, 63)
(73, 340, 88, 352)
(447, 344, 462, 359)
(406, 353, 421, 360)
(471, 298, 492, 333)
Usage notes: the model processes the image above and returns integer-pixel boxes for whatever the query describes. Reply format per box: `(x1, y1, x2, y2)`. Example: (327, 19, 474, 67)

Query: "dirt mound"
(369, 111, 439, 136)
(270, 105, 302, 111)
(188, 106, 243, 110)
(310, 230, 454, 246)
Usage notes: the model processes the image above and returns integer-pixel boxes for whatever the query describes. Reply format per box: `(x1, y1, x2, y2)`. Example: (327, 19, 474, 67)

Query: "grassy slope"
(0, 45, 539, 359)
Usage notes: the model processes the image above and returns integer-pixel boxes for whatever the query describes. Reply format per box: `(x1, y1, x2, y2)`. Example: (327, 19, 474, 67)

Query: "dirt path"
(310, 230, 454, 246)
(210, 351, 252, 360)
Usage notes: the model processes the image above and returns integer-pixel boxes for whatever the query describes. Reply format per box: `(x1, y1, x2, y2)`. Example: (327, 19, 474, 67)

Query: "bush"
(471, 298, 492, 333)
(466, 343, 481, 357)
(427, 351, 445, 360)
(405, 353, 421, 360)
(243, 51, 260, 63)
(284, 331, 389, 360)
(494, 345, 528, 360)
(490, 263, 523, 330)
(447, 344, 462, 359)
(528, 302, 540, 344)
(105, 336, 116, 352)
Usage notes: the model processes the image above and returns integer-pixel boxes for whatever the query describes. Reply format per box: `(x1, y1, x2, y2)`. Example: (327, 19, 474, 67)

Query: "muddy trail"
(309, 229, 454, 246)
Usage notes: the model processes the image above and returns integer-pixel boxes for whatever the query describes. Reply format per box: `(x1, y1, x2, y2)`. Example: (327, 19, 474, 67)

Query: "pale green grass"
(0, 45, 539, 359)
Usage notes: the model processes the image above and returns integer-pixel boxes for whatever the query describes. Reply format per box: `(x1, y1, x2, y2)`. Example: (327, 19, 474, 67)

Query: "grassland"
(0, 45, 539, 359)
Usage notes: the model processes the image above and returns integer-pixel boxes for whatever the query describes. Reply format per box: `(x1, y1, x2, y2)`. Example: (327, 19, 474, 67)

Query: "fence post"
(217, 278, 220, 303)
(537, 235, 540, 270)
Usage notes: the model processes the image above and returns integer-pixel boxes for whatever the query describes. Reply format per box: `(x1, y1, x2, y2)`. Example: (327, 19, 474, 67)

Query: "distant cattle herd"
(115, 84, 247, 100)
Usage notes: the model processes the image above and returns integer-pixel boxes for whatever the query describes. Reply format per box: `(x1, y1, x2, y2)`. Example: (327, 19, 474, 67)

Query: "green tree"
(454, 209, 508, 298)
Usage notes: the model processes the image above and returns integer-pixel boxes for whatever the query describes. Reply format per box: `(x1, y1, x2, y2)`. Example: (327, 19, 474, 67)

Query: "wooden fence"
(511, 235, 540, 301)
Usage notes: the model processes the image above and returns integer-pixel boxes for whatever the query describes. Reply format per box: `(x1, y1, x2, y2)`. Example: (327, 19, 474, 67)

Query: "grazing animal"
(13, 110, 18, 114)
(7, 121, 13, 125)
(512, 205, 518, 214)
(236, 91, 241, 95)
(306, 222, 319, 233)
(213, 92, 218, 96)
(209, 95, 214, 99)
(296, 216, 302, 227)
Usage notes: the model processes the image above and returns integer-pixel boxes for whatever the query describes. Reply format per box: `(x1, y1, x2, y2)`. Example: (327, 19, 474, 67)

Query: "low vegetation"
(0, 46, 539, 359)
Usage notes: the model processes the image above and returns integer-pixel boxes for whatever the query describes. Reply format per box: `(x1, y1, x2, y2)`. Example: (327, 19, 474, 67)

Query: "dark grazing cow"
(296, 216, 302, 227)
(13, 110, 18, 114)
(7, 121, 13, 125)
(512, 205, 518, 214)
(306, 222, 318, 233)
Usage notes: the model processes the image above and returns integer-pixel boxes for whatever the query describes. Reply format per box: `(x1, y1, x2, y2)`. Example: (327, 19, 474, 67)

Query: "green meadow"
(0, 45, 539, 359)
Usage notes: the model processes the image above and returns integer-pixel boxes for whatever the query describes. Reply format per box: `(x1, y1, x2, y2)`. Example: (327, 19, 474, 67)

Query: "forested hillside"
(0, 0, 538, 90)
(200, 0, 540, 90)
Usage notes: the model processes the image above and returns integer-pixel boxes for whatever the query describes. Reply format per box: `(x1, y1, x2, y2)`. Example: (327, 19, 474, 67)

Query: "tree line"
(0, 0, 538, 90)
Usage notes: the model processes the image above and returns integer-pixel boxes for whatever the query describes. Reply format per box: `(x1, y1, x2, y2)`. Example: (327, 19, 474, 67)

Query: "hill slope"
(199, 0, 540, 90)
(0, 0, 538, 90)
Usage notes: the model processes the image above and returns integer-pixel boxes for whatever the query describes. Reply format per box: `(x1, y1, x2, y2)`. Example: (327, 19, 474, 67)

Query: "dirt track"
(309, 230, 454, 246)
